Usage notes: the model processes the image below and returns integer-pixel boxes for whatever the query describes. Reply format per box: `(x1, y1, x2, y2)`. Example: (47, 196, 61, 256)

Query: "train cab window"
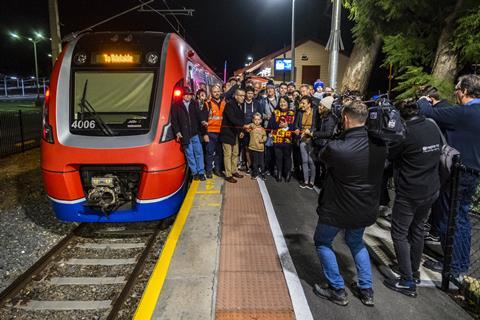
(71, 71, 155, 136)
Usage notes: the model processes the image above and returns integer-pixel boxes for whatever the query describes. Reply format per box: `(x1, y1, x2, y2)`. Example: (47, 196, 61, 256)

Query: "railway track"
(0, 220, 172, 319)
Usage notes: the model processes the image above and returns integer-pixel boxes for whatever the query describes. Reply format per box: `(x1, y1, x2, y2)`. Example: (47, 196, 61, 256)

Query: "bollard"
(441, 155, 462, 291)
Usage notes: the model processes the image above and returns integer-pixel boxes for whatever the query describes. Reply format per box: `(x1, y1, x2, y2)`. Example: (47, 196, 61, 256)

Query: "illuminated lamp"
(174, 89, 182, 98)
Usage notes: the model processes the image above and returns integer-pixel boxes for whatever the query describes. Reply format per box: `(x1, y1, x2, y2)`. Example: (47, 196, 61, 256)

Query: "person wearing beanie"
(320, 96, 334, 111)
(313, 80, 325, 99)
(312, 95, 340, 185)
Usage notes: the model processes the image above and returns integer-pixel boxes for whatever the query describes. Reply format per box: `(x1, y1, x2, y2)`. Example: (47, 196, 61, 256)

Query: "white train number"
(71, 120, 96, 129)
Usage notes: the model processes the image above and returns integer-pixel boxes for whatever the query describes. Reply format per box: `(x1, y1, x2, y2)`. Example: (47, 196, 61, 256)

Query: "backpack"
(426, 118, 461, 186)
(366, 103, 407, 143)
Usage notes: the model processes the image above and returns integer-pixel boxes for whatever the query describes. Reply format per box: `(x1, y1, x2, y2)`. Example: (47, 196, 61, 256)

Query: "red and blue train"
(41, 31, 221, 222)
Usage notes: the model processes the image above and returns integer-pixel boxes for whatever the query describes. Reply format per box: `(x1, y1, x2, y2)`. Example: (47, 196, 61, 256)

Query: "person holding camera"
(383, 99, 442, 297)
(313, 101, 386, 307)
(419, 74, 480, 283)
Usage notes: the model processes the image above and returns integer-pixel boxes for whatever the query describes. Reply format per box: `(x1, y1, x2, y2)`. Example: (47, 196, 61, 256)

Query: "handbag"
(426, 118, 460, 186)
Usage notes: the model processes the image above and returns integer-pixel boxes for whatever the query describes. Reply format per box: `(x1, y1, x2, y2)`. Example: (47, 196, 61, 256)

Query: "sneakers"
(232, 172, 244, 179)
(193, 174, 199, 181)
(424, 233, 440, 243)
(225, 176, 237, 183)
(299, 182, 308, 189)
(251, 175, 257, 180)
(383, 278, 417, 298)
(285, 173, 292, 182)
(351, 283, 374, 306)
(313, 283, 349, 306)
(206, 171, 213, 179)
(260, 174, 267, 181)
(390, 265, 421, 285)
(199, 174, 206, 181)
(307, 183, 314, 190)
(423, 259, 443, 273)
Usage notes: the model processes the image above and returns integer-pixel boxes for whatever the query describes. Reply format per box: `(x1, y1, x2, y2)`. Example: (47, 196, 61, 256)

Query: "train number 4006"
(71, 120, 96, 129)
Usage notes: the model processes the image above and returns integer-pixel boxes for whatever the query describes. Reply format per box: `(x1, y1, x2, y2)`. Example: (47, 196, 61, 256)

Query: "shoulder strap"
(426, 118, 447, 145)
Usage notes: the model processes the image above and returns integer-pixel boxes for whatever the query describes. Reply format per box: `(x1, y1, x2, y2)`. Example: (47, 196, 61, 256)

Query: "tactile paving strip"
(221, 225, 275, 246)
(216, 178, 295, 320)
(220, 245, 281, 272)
(216, 271, 293, 310)
(216, 310, 294, 320)
(222, 209, 269, 226)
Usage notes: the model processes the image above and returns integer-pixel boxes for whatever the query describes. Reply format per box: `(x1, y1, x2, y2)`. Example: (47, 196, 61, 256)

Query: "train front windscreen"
(71, 71, 155, 136)
(68, 32, 167, 137)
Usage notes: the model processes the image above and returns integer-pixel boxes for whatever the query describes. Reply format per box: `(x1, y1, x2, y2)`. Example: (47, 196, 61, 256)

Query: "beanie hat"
(314, 80, 325, 92)
(320, 96, 334, 110)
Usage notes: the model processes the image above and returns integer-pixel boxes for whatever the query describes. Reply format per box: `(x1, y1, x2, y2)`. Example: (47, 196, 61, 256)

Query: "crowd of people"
(171, 72, 480, 307)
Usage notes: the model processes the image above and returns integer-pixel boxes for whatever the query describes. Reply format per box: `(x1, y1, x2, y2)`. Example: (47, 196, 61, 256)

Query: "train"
(41, 31, 221, 222)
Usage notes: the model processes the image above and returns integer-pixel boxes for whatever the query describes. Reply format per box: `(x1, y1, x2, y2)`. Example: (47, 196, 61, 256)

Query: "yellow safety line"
(196, 190, 221, 194)
(133, 181, 200, 320)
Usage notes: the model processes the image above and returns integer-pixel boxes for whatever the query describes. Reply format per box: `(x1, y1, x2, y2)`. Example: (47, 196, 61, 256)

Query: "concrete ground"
(265, 178, 472, 320)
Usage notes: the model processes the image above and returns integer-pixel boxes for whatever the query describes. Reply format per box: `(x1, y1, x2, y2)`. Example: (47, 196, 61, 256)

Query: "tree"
(431, 0, 464, 83)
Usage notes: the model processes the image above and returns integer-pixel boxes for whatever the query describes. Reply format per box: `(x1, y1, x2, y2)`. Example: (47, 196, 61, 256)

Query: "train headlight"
(74, 52, 87, 65)
(145, 52, 159, 65)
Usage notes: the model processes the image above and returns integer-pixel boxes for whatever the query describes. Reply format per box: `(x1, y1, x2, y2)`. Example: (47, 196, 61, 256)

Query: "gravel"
(0, 149, 77, 292)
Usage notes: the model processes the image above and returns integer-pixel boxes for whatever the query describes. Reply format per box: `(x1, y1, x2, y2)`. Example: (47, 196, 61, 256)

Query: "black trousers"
(250, 150, 265, 176)
(274, 144, 292, 177)
(391, 193, 438, 281)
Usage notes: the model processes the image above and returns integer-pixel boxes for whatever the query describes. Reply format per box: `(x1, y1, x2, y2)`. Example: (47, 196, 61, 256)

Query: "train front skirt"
(48, 184, 186, 222)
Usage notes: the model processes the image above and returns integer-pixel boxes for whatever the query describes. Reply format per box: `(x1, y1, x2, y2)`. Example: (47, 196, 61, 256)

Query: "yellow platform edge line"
(196, 190, 221, 194)
(133, 181, 200, 320)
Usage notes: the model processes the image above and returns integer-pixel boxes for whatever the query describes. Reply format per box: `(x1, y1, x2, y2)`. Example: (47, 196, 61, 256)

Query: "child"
(248, 112, 267, 180)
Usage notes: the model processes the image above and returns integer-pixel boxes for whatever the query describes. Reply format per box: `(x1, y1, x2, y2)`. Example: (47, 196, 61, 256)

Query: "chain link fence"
(0, 110, 42, 157)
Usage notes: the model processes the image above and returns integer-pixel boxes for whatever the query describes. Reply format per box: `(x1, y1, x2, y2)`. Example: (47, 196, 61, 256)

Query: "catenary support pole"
(326, 0, 344, 90)
(291, 0, 296, 83)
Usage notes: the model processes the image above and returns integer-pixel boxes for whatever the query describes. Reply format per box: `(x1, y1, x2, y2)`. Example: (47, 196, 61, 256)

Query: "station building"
(234, 38, 350, 88)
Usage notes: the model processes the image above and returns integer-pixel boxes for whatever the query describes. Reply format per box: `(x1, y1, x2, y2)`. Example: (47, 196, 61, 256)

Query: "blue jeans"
(185, 135, 205, 175)
(314, 223, 372, 289)
(439, 172, 478, 276)
(205, 132, 222, 173)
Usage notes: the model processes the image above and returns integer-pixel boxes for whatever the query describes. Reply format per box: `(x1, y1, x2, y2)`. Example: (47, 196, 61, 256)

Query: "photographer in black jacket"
(314, 101, 386, 307)
(383, 99, 442, 297)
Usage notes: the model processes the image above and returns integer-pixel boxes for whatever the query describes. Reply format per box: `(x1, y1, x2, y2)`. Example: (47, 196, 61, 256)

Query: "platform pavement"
(136, 176, 473, 320)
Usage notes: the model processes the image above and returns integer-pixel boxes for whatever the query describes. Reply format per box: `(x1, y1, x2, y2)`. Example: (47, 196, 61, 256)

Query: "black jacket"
(420, 99, 480, 171)
(388, 116, 442, 200)
(317, 126, 387, 229)
(171, 99, 203, 145)
(219, 100, 245, 145)
(313, 111, 338, 147)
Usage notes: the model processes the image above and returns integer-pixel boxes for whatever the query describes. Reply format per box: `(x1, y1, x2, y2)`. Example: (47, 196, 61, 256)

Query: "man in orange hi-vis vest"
(203, 85, 227, 178)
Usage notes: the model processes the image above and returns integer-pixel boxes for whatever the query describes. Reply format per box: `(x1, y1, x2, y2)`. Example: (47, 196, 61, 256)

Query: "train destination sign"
(95, 53, 141, 64)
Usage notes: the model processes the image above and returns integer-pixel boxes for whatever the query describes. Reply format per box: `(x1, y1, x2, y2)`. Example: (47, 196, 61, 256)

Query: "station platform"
(133, 176, 473, 320)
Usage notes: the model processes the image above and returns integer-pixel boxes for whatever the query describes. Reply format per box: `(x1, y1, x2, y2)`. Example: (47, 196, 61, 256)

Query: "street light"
(291, 0, 296, 83)
(9, 31, 48, 105)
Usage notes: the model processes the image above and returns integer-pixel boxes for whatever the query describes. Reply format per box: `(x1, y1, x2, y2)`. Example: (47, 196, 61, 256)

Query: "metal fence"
(0, 110, 42, 157)
(1, 76, 49, 97)
(442, 155, 480, 311)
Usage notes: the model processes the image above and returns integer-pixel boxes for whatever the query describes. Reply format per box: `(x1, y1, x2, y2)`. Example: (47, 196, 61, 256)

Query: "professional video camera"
(364, 93, 406, 143)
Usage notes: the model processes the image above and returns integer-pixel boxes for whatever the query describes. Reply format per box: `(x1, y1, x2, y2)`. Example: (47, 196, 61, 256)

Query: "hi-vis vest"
(207, 99, 226, 133)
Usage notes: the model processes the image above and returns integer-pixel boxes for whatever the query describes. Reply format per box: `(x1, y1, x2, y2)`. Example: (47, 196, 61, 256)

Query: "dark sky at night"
(0, 0, 355, 79)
